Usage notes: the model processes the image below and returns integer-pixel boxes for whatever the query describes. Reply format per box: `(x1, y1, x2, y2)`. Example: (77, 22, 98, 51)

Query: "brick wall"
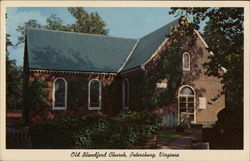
(27, 72, 119, 123)
(135, 31, 225, 125)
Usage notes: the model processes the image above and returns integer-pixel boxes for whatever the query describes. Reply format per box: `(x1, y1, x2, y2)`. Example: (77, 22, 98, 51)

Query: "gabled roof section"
(26, 28, 138, 73)
(121, 18, 180, 72)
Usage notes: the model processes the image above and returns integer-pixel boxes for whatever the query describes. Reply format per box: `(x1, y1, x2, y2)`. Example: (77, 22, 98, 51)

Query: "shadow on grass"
(157, 128, 198, 147)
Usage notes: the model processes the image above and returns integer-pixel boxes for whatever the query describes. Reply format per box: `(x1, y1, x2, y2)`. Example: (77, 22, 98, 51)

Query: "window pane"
(188, 108, 194, 113)
(180, 87, 194, 95)
(188, 97, 194, 102)
(183, 53, 190, 69)
(180, 108, 186, 112)
(55, 79, 65, 107)
(90, 80, 100, 107)
(179, 97, 186, 102)
(180, 103, 186, 107)
(188, 103, 194, 107)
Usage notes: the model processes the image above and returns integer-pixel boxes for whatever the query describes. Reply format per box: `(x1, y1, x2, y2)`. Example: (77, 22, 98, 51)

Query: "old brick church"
(23, 17, 225, 126)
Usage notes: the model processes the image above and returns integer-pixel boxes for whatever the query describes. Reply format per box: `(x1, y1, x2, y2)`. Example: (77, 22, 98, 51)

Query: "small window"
(53, 77, 67, 110)
(183, 52, 190, 71)
(88, 79, 101, 110)
(123, 79, 129, 109)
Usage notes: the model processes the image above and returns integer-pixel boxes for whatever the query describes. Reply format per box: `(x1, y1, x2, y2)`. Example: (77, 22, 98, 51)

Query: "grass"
(157, 128, 199, 147)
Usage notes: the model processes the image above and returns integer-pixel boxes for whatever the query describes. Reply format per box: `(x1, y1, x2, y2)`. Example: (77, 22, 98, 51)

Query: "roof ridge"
(120, 17, 181, 72)
(26, 27, 138, 41)
(117, 39, 140, 73)
(139, 18, 180, 39)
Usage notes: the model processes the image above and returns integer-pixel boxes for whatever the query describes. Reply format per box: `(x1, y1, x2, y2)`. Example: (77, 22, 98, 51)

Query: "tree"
(169, 8, 243, 127)
(16, 7, 109, 45)
(45, 14, 72, 31)
(68, 7, 109, 35)
(6, 56, 23, 110)
(16, 20, 42, 45)
(26, 80, 48, 111)
(6, 34, 23, 110)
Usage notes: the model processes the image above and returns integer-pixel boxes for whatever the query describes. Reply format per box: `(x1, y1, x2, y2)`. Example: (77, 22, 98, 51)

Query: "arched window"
(178, 85, 195, 124)
(88, 79, 101, 110)
(123, 79, 129, 109)
(53, 77, 67, 110)
(183, 52, 190, 71)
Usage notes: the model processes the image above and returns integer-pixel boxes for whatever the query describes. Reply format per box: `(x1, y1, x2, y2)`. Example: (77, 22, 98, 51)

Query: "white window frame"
(52, 77, 67, 110)
(88, 79, 101, 110)
(183, 52, 190, 71)
(178, 85, 196, 124)
(122, 79, 129, 110)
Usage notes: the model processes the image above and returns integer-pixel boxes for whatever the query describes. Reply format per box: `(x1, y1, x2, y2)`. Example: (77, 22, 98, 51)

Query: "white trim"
(194, 29, 209, 48)
(52, 77, 67, 110)
(184, 15, 192, 23)
(178, 85, 196, 124)
(30, 69, 116, 76)
(221, 67, 227, 73)
(139, 17, 212, 71)
(117, 40, 139, 73)
(140, 22, 181, 70)
(182, 52, 190, 71)
(194, 29, 215, 56)
(122, 79, 129, 110)
(88, 79, 101, 110)
(141, 37, 170, 70)
(193, 30, 228, 72)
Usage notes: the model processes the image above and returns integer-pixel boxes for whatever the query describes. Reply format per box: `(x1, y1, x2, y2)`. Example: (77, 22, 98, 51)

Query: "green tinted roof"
(27, 29, 137, 72)
(26, 18, 180, 73)
(121, 18, 179, 71)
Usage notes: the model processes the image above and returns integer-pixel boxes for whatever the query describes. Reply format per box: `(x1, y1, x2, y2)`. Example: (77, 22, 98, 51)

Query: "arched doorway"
(178, 85, 195, 126)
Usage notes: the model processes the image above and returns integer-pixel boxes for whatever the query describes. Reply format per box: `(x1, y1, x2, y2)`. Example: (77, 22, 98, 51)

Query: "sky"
(6, 7, 197, 66)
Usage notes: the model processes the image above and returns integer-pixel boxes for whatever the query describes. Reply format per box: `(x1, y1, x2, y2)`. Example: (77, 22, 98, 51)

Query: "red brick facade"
(27, 72, 119, 123)
(25, 30, 225, 126)
(121, 31, 225, 125)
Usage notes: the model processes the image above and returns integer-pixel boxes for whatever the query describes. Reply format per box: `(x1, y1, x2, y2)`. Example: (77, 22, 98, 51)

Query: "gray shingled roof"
(26, 29, 137, 72)
(26, 18, 180, 73)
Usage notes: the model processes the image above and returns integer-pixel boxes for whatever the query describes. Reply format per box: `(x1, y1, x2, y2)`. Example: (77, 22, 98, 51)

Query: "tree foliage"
(68, 7, 109, 35)
(26, 80, 48, 110)
(16, 20, 42, 46)
(170, 8, 244, 127)
(30, 111, 161, 149)
(6, 15, 23, 110)
(16, 7, 109, 45)
(129, 43, 182, 110)
(67, 78, 88, 110)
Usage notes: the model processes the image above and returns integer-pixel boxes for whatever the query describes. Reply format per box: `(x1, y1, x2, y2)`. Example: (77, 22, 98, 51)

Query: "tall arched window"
(178, 85, 195, 124)
(53, 77, 67, 110)
(88, 79, 101, 110)
(123, 79, 129, 109)
(183, 52, 190, 71)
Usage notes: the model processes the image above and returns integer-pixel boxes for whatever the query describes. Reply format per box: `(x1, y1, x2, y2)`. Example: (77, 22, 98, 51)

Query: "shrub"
(26, 80, 48, 110)
(30, 111, 161, 149)
(67, 78, 88, 110)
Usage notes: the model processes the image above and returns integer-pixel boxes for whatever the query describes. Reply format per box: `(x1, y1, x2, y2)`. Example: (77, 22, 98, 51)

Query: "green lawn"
(157, 128, 199, 147)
